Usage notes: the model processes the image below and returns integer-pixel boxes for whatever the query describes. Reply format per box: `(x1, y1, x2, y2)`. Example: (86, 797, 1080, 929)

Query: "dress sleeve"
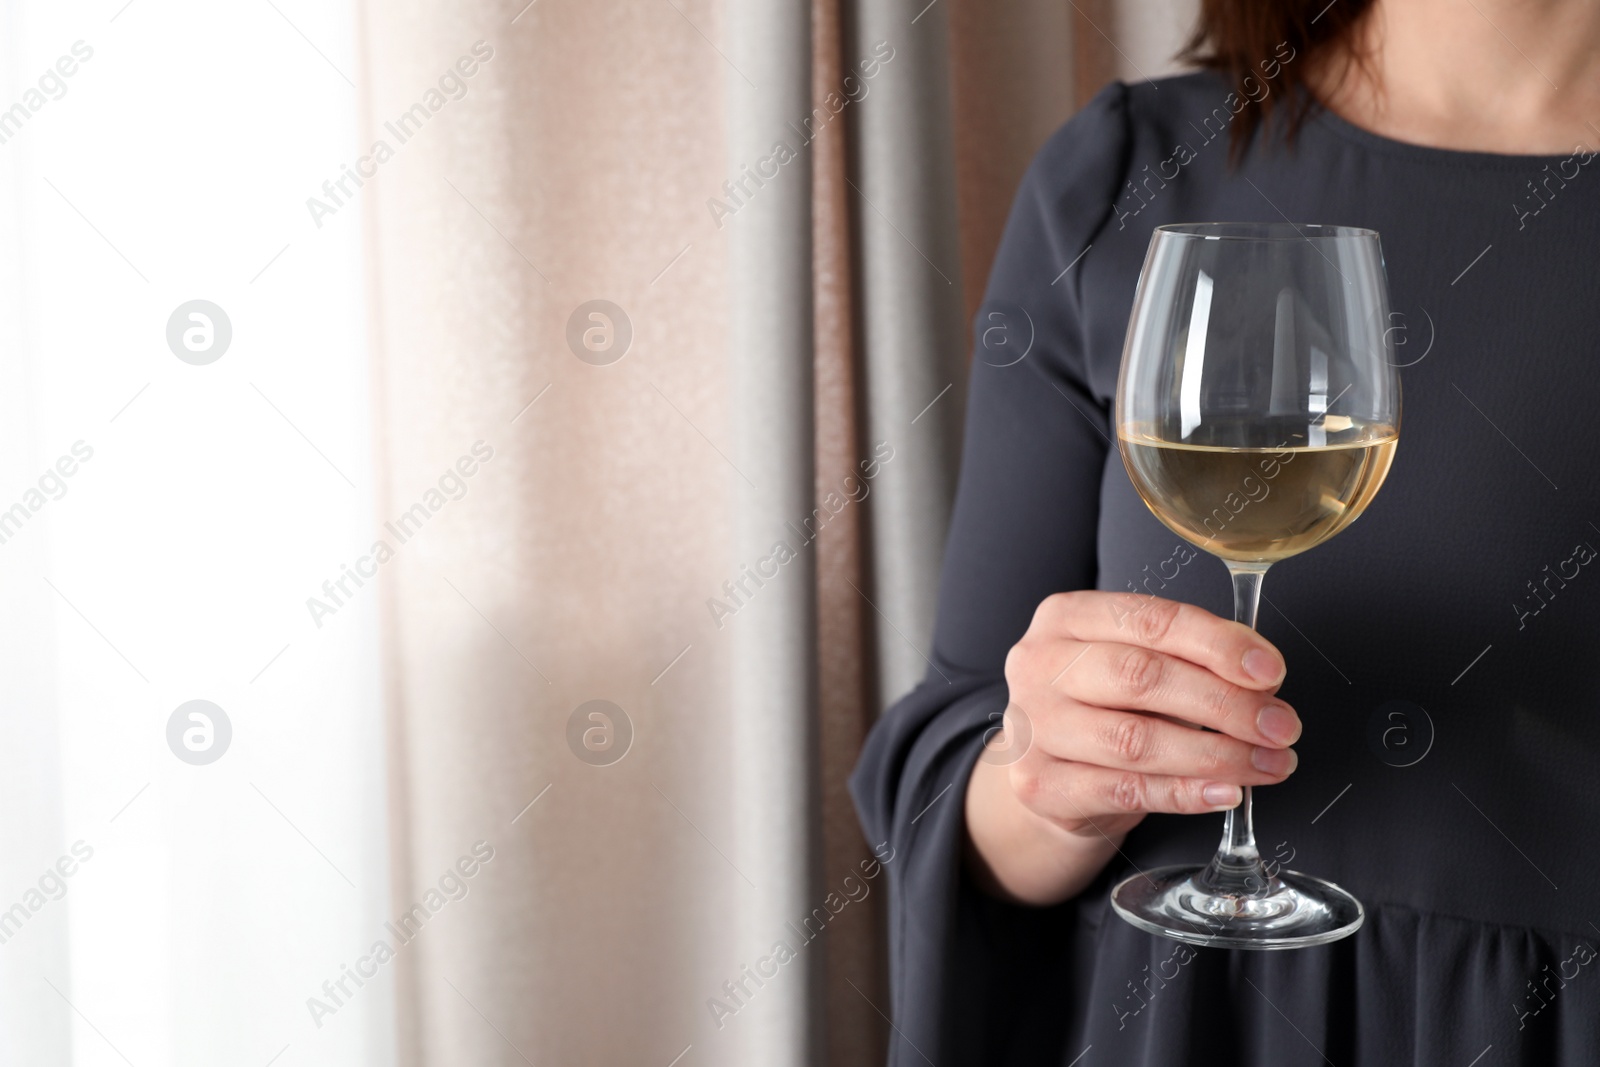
(849, 80, 1134, 1066)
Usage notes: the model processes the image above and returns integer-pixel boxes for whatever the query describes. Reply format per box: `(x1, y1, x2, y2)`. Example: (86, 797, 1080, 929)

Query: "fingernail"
(1242, 647, 1284, 685)
(1203, 783, 1242, 808)
(1252, 746, 1298, 776)
(1256, 704, 1301, 745)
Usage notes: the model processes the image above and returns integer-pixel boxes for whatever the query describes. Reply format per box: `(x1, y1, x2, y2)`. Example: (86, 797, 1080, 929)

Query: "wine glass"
(1108, 222, 1400, 949)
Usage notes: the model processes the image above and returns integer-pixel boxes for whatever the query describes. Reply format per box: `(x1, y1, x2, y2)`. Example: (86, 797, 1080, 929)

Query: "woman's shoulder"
(1022, 70, 1233, 215)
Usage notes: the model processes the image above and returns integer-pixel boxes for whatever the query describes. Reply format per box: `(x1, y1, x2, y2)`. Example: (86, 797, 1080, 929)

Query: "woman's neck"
(1314, 0, 1600, 154)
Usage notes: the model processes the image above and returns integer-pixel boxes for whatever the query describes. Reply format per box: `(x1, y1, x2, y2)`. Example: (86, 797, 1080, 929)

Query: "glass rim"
(1154, 222, 1380, 241)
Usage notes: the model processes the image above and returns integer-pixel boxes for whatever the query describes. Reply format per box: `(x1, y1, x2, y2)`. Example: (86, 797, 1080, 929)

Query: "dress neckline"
(1306, 94, 1587, 170)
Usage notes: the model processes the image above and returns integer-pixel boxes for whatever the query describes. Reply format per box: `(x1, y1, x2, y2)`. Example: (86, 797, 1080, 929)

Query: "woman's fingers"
(997, 590, 1304, 839)
(1011, 756, 1243, 825)
(1033, 590, 1286, 692)
(1043, 640, 1301, 748)
(1028, 703, 1297, 782)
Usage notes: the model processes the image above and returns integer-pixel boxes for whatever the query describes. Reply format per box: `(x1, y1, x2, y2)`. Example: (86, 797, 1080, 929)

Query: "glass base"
(1110, 864, 1364, 950)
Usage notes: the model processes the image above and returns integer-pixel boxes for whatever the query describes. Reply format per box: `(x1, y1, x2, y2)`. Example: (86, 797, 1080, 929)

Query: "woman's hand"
(963, 590, 1299, 906)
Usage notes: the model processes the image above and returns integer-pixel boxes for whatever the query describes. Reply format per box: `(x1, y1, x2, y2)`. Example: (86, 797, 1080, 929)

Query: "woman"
(851, 0, 1600, 1063)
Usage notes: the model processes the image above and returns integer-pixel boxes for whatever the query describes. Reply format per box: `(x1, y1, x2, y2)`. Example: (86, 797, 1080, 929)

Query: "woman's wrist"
(962, 755, 1126, 907)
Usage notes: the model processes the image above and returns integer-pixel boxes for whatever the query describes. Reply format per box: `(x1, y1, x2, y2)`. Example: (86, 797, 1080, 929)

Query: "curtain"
(1, 1, 394, 1064)
(360, 2, 1190, 1066)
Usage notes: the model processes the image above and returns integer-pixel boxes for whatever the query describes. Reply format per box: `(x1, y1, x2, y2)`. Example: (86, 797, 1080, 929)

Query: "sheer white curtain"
(0, 1, 392, 1064)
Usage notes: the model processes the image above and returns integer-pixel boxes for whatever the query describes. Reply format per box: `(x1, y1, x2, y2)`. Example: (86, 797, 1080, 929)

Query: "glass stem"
(1201, 562, 1272, 895)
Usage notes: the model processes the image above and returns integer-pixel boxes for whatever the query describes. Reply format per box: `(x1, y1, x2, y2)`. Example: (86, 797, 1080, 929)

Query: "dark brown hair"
(1180, 0, 1375, 159)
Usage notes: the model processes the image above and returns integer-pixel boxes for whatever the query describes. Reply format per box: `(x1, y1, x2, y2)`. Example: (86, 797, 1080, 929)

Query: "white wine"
(1119, 419, 1398, 563)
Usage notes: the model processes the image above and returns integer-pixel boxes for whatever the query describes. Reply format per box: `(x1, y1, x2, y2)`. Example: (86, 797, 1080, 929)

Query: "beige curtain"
(359, 1, 1189, 1064)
